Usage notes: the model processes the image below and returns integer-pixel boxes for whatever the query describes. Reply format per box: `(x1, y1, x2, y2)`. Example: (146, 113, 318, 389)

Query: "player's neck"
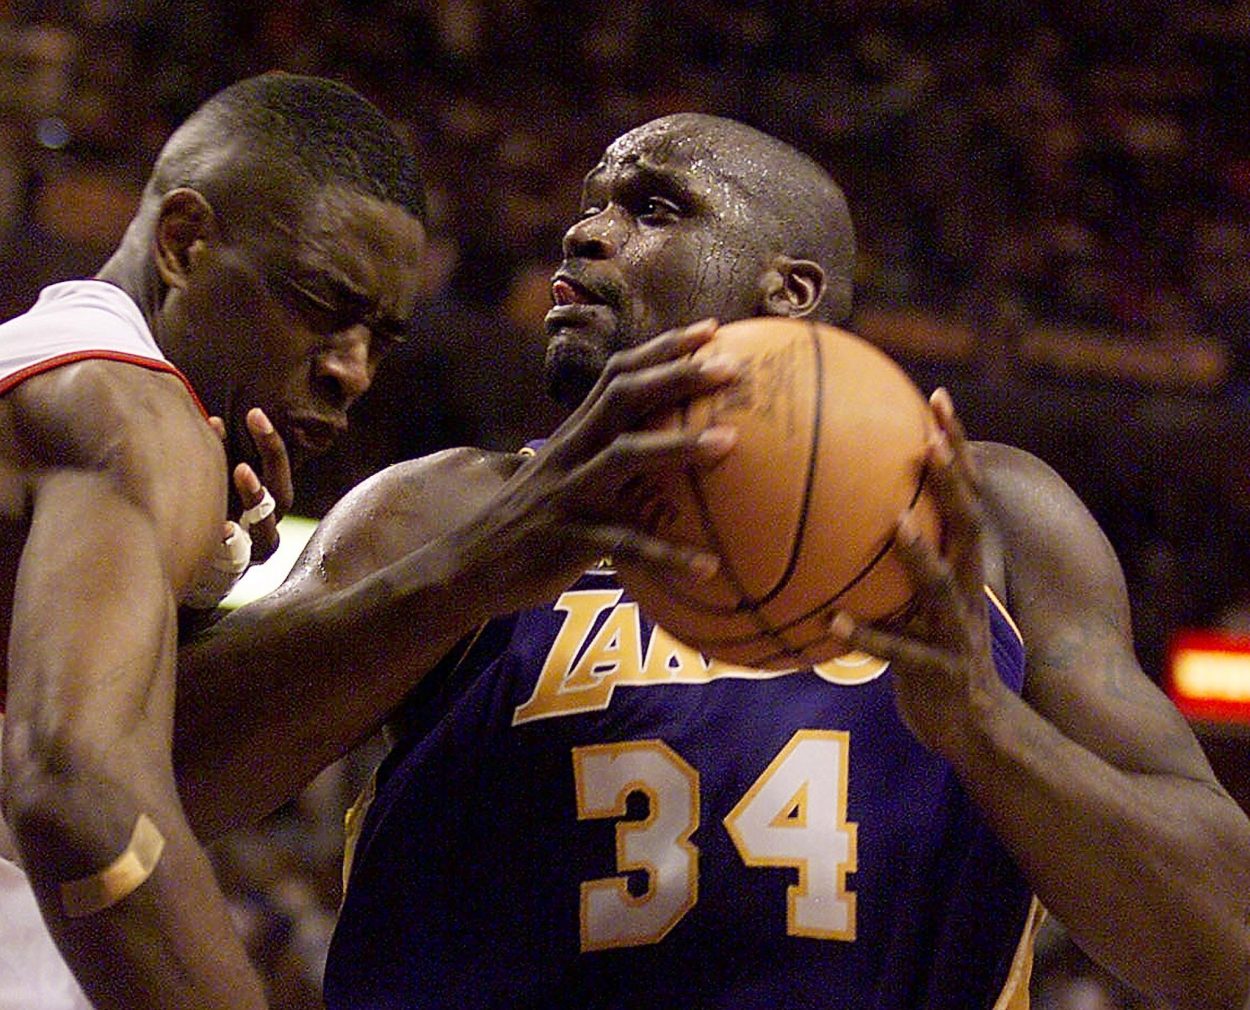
(94, 243, 167, 345)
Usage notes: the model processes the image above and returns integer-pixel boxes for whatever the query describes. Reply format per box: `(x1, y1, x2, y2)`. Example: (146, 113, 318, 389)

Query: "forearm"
(174, 529, 498, 838)
(4, 489, 265, 1009)
(945, 687, 1250, 1010)
(10, 746, 267, 1010)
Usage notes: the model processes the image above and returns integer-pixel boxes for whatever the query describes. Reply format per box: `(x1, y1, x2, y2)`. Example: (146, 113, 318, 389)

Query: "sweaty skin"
(177, 116, 1250, 1010)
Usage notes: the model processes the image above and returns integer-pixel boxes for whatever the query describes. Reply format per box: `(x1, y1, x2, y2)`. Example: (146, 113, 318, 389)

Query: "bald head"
(602, 114, 855, 323)
(546, 112, 857, 407)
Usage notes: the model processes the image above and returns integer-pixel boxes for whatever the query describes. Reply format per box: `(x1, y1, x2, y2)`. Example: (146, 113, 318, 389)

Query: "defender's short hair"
(149, 72, 427, 225)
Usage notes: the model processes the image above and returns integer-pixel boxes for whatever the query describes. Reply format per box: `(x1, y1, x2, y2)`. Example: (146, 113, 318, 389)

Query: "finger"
(613, 422, 740, 469)
(556, 319, 722, 438)
(592, 524, 721, 582)
(562, 423, 739, 516)
(247, 408, 294, 515)
(929, 387, 978, 488)
(828, 611, 951, 675)
(206, 416, 226, 440)
(609, 317, 719, 372)
(233, 461, 265, 508)
(893, 510, 969, 625)
(922, 432, 987, 599)
(233, 462, 280, 564)
(571, 350, 741, 458)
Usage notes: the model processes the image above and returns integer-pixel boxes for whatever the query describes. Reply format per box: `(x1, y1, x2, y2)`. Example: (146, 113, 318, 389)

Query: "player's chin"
(544, 310, 616, 408)
(543, 342, 604, 409)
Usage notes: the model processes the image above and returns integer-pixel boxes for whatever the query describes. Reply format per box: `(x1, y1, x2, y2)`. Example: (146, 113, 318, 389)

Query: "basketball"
(617, 316, 941, 670)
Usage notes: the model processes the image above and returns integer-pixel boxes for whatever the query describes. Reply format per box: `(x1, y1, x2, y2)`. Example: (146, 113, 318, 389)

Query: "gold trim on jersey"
(341, 771, 376, 903)
(985, 584, 1023, 646)
(991, 897, 1045, 1010)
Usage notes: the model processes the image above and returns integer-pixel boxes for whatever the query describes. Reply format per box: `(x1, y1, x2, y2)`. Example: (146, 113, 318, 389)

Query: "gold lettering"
(564, 602, 643, 690)
(640, 625, 712, 683)
(512, 590, 623, 725)
(514, 597, 889, 725)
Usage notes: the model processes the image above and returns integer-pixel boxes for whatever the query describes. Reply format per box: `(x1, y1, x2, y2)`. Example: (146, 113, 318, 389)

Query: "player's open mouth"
(546, 274, 615, 335)
(551, 277, 604, 306)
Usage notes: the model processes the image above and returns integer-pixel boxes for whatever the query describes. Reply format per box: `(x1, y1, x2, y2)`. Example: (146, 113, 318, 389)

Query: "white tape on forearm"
(238, 487, 275, 532)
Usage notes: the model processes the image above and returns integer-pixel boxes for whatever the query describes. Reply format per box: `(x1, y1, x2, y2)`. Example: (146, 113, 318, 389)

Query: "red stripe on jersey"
(0, 351, 210, 420)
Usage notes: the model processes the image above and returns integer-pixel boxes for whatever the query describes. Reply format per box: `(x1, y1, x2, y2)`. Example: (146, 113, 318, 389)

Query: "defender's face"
(545, 123, 770, 407)
(177, 185, 426, 474)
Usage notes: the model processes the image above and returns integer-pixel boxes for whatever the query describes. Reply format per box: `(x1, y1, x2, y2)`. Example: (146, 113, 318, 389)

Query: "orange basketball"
(617, 317, 941, 670)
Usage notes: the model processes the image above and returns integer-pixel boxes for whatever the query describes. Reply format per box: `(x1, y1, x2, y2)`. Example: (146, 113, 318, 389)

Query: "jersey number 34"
(572, 730, 857, 952)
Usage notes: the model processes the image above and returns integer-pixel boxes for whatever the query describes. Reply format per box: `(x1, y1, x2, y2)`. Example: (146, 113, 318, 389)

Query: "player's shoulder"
(969, 440, 1090, 528)
(970, 439, 1063, 487)
(9, 359, 216, 471)
(971, 439, 1124, 598)
(313, 446, 525, 565)
(975, 440, 1095, 520)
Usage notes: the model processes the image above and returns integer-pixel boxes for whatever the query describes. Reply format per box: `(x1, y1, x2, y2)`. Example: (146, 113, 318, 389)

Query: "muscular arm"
(174, 447, 520, 838)
(837, 394, 1250, 1010)
(865, 432, 1250, 1009)
(968, 444, 1250, 1009)
(174, 321, 740, 838)
(1, 362, 267, 1010)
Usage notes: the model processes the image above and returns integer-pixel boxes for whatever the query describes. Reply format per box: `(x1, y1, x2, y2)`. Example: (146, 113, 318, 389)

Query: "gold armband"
(60, 814, 165, 919)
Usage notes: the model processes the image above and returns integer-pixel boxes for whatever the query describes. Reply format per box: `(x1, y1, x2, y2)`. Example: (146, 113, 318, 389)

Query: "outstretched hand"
(829, 388, 1003, 753)
(479, 318, 740, 609)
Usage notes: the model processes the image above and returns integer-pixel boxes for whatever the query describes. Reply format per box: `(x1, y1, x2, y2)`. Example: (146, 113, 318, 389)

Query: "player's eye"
(277, 280, 343, 331)
(275, 275, 371, 337)
(638, 196, 681, 222)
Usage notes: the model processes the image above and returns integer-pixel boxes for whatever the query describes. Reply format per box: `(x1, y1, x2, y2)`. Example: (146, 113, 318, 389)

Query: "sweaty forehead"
(590, 119, 756, 194)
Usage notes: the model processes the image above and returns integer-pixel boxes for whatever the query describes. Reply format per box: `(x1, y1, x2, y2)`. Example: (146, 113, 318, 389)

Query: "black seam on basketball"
(671, 461, 934, 661)
(740, 320, 826, 659)
(683, 361, 780, 640)
(745, 320, 824, 610)
(681, 326, 822, 658)
(666, 395, 768, 629)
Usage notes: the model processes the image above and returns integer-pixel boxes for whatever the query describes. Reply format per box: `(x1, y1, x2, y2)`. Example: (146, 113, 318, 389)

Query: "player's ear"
(154, 188, 218, 289)
(759, 256, 826, 318)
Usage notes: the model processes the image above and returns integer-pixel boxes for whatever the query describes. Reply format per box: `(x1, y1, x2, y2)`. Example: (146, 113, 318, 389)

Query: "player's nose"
(315, 325, 374, 408)
(562, 207, 623, 260)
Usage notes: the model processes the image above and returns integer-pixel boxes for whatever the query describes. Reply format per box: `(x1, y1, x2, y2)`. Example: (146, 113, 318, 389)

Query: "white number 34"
(572, 731, 857, 952)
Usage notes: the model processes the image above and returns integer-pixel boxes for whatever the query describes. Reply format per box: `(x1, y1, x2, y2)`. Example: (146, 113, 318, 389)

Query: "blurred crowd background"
(3, 1, 1249, 1007)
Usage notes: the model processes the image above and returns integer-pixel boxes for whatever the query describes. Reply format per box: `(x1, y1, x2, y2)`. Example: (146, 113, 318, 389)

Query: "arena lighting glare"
(1166, 628, 1250, 724)
(219, 514, 318, 609)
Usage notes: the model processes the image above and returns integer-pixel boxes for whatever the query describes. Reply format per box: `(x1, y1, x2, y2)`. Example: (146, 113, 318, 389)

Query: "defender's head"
(545, 113, 855, 407)
(125, 72, 429, 472)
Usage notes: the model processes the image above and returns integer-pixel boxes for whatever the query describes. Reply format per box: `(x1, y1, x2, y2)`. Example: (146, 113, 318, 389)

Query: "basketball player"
(180, 114, 1250, 1009)
(0, 73, 429, 1009)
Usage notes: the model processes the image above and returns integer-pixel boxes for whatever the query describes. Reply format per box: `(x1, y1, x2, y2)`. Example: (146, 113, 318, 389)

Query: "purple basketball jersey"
(325, 567, 1033, 1009)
